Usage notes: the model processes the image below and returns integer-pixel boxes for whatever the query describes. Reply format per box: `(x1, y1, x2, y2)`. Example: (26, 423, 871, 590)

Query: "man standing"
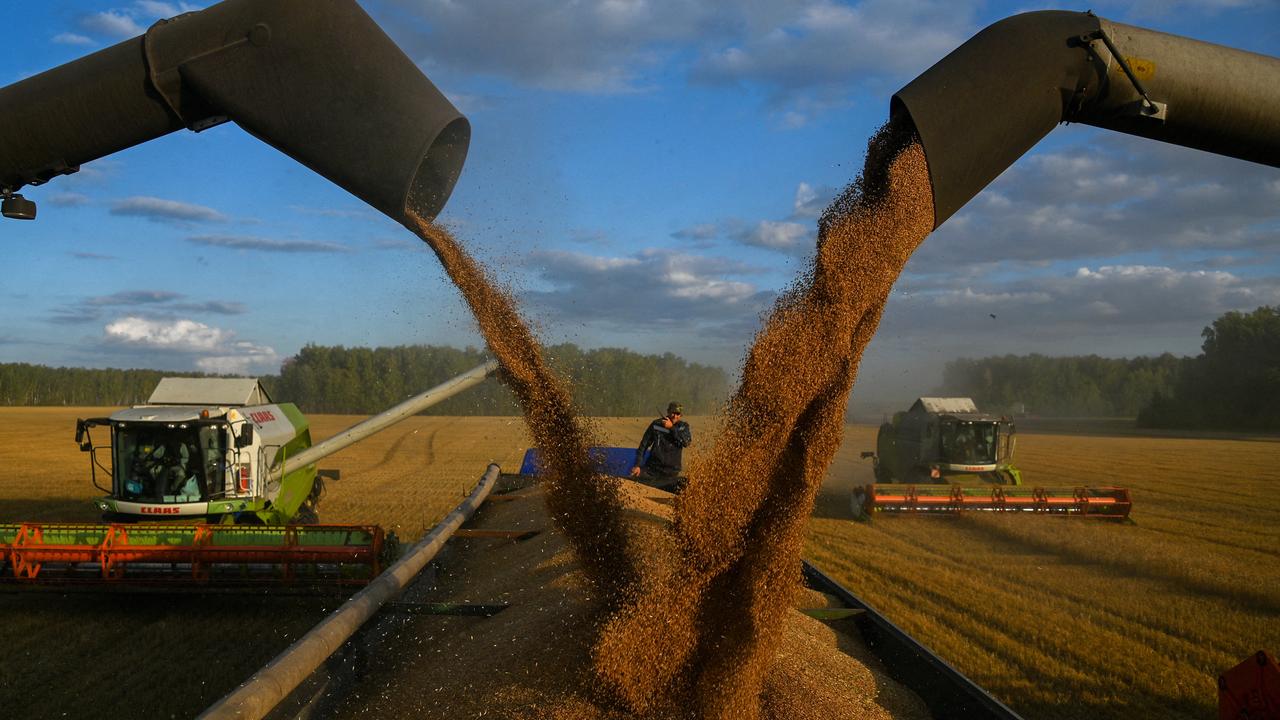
(630, 402, 692, 492)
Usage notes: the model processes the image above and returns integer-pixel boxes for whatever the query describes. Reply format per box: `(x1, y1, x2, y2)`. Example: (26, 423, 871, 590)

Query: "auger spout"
(0, 0, 468, 224)
(891, 10, 1280, 228)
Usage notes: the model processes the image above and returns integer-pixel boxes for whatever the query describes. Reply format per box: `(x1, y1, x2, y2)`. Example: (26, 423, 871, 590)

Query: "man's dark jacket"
(635, 418, 692, 475)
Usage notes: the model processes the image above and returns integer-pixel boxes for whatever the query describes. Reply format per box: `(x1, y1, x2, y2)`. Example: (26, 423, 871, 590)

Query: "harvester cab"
(76, 378, 322, 525)
(863, 397, 1021, 486)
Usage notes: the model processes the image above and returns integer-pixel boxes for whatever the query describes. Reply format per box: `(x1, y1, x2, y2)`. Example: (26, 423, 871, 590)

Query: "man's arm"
(673, 421, 692, 448)
(634, 422, 656, 469)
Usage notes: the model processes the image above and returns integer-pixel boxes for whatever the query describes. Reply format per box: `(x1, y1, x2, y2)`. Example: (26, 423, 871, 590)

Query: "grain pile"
(323, 479, 930, 720)
(403, 118, 935, 718)
(592, 122, 934, 719)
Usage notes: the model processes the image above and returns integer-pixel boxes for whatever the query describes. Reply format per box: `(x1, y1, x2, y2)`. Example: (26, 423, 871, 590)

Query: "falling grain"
(593, 122, 935, 719)
(403, 118, 935, 719)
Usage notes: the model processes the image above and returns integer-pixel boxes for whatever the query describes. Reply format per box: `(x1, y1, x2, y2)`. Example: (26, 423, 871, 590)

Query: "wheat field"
(1, 407, 1276, 719)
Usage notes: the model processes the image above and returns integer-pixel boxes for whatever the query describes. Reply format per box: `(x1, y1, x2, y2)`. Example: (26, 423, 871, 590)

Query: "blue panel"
(517, 447, 639, 478)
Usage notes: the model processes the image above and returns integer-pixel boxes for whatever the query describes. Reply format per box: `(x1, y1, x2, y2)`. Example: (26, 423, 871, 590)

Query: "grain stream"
(406, 214, 640, 606)
(592, 123, 934, 719)
(406, 119, 934, 718)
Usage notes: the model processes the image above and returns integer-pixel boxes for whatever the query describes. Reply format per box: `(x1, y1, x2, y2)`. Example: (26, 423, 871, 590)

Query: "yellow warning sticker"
(1115, 56, 1157, 81)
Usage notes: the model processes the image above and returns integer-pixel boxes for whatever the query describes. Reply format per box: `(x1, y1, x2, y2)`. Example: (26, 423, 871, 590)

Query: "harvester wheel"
(293, 505, 319, 525)
(295, 477, 325, 525)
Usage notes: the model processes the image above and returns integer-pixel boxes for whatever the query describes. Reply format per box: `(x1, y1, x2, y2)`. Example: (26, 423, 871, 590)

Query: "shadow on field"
(0, 590, 332, 720)
(811, 486, 859, 521)
(0, 497, 100, 523)
(953, 516, 1280, 617)
(1016, 417, 1280, 443)
(1013, 694, 1212, 720)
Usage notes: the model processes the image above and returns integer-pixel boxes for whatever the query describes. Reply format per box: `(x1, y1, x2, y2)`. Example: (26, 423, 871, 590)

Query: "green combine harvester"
(863, 397, 1022, 486)
(76, 377, 327, 526)
(0, 364, 498, 585)
(856, 398, 1133, 519)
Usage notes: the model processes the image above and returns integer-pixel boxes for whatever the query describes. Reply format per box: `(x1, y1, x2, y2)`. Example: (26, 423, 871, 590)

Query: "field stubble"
(0, 408, 1275, 719)
(810, 423, 1280, 720)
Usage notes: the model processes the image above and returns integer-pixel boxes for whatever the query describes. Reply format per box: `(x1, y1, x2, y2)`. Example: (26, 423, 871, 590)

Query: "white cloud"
(111, 196, 227, 223)
(187, 235, 351, 254)
(887, 263, 1280, 342)
(104, 316, 231, 352)
(79, 11, 145, 39)
(690, 0, 975, 103)
(914, 133, 1280, 273)
(102, 316, 278, 375)
(52, 33, 95, 46)
(382, 0, 972, 112)
(792, 181, 838, 220)
(195, 342, 279, 375)
(49, 192, 90, 207)
(134, 1, 202, 17)
(738, 220, 813, 252)
(74, 3, 203, 42)
(524, 248, 772, 339)
(387, 0, 715, 93)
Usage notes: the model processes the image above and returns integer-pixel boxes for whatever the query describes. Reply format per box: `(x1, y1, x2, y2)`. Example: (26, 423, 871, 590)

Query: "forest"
(938, 306, 1279, 431)
(0, 343, 731, 417)
(4, 306, 1274, 430)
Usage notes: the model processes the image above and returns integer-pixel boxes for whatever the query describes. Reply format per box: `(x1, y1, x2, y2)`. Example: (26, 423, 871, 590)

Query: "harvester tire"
(295, 477, 325, 525)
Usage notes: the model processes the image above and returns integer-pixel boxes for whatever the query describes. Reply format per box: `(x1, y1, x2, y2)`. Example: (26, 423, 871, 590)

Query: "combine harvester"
(0, 363, 498, 586)
(856, 398, 1133, 519)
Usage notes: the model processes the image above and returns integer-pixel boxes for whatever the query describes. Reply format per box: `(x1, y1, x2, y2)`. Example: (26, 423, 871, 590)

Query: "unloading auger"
(890, 10, 1280, 229)
(0, 0, 469, 225)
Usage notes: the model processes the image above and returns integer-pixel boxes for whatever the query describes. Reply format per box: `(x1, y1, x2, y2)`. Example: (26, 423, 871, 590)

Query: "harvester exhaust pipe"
(892, 10, 1280, 228)
(0, 0, 468, 225)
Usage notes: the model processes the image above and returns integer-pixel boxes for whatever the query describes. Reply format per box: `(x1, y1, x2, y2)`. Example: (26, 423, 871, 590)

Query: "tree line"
(0, 343, 732, 417)
(937, 306, 1279, 431)
(1138, 306, 1280, 431)
(937, 353, 1182, 418)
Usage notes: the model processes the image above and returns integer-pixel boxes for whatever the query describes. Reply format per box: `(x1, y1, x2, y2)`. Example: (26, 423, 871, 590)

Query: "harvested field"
(810, 423, 1280, 720)
(1, 408, 1275, 719)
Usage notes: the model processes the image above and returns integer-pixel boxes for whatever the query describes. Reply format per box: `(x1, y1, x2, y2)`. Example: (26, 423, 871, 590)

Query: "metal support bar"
(1083, 26, 1159, 114)
(198, 463, 500, 720)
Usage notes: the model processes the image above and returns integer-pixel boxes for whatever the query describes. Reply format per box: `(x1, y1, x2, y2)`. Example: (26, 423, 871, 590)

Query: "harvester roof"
(110, 406, 218, 423)
(147, 378, 271, 407)
(911, 397, 978, 414)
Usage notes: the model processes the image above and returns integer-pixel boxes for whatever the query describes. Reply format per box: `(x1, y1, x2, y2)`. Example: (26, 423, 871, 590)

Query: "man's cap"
(667, 402, 684, 415)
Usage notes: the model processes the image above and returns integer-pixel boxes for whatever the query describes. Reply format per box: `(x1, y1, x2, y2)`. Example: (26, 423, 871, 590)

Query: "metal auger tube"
(0, 0, 469, 224)
(891, 10, 1280, 228)
(198, 463, 500, 720)
(270, 360, 500, 483)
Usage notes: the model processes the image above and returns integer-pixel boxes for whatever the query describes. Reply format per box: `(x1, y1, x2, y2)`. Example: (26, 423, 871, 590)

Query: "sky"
(2, 0, 1278, 416)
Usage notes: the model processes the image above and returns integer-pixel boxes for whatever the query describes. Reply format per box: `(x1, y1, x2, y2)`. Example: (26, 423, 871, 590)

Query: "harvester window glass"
(115, 424, 227, 503)
(997, 424, 1013, 462)
(940, 421, 997, 465)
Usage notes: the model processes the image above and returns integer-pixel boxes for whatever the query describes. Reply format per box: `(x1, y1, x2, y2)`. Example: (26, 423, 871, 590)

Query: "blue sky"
(2, 0, 1278, 414)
